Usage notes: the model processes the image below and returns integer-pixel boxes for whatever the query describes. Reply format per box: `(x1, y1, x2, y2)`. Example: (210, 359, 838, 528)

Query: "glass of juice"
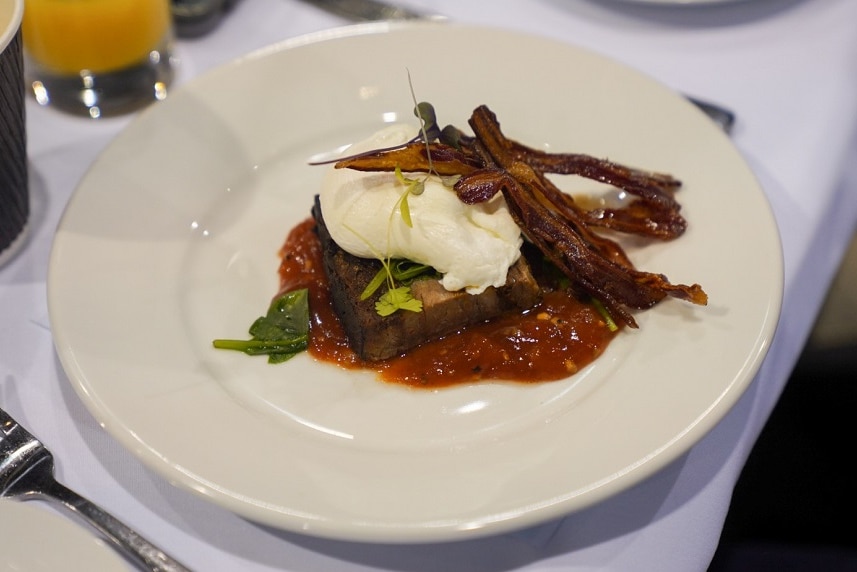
(22, 0, 174, 118)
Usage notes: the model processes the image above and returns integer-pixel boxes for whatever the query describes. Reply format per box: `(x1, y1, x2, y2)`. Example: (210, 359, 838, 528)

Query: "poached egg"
(318, 124, 522, 294)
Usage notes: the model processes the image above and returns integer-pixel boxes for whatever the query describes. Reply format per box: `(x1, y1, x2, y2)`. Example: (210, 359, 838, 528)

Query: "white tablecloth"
(4, 0, 857, 570)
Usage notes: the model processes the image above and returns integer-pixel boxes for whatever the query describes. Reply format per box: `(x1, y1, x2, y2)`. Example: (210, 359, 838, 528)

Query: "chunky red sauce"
(278, 218, 618, 388)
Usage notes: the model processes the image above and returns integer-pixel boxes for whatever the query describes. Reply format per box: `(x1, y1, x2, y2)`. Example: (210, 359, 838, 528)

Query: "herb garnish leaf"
(413, 101, 441, 142)
(375, 286, 423, 316)
(361, 260, 433, 300)
(213, 288, 310, 363)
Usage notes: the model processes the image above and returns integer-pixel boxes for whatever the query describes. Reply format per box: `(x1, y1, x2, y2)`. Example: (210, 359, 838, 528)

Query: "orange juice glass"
(23, 0, 174, 118)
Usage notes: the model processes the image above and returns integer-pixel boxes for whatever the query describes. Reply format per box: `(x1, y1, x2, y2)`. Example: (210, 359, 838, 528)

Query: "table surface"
(3, 0, 857, 570)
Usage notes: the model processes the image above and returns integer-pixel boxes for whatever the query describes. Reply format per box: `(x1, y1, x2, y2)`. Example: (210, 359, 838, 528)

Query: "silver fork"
(0, 406, 191, 572)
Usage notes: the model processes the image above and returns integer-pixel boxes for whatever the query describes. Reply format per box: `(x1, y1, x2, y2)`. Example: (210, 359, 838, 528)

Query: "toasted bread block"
(312, 197, 541, 361)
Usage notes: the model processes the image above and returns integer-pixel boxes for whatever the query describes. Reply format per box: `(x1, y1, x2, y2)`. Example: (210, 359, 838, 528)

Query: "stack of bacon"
(335, 105, 708, 329)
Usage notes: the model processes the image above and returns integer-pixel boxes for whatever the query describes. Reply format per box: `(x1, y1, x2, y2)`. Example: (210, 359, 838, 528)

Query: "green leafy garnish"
(361, 260, 433, 300)
(591, 298, 619, 332)
(375, 286, 423, 316)
(394, 165, 426, 228)
(212, 288, 310, 363)
(361, 259, 432, 316)
(440, 124, 467, 149)
(413, 101, 441, 144)
(361, 267, 390, 302)
(390, 259, 434, 281)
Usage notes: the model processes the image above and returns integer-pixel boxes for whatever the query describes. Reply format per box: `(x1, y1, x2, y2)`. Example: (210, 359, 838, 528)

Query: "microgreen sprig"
(360, 258, 427, 317)
(357, 73, 442, 316)
(312, 73, 454, 317)
(361, 259, 433, 301)
(591, 298, 619, 332)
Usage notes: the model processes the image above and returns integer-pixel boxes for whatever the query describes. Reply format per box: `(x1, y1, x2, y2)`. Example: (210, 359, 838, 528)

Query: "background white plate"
(47, 22, 782, 543)
(0, 501, 127, 571)
(602, 0, 752, 6)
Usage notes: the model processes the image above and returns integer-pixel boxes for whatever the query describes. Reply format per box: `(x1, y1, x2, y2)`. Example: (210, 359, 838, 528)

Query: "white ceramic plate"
(0, 501, 127, 571)
(48, 22, 782, 543)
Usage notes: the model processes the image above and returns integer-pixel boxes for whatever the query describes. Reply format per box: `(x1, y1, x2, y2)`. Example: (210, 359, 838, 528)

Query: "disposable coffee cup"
(0, 0, 27, 267)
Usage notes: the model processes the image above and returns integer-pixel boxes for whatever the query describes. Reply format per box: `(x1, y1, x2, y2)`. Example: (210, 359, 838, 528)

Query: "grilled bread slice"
(312, 197, 541, 361)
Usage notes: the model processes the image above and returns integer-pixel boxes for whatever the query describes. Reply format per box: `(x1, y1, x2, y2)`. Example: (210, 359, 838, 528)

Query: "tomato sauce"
(278, 218, 618, 388)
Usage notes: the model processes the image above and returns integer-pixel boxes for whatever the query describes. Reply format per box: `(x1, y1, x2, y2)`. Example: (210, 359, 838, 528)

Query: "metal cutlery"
(299, 0, 736, 134)
(299, 0, 446, 22)
(685, 96, 735, 134)
(0, 406, 191, 572)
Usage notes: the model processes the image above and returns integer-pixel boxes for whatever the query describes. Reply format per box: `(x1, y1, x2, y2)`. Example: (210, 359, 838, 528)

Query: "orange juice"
(22, 0, 171, 74)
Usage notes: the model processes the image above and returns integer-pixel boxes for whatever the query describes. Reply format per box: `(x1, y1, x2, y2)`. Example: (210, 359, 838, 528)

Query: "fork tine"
(0, 405, 15, 428)
(1, 406, 50, 496)
(0, 406, 38, 452)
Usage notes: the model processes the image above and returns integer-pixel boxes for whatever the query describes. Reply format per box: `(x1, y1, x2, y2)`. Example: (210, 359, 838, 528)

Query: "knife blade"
(299, 0, 446, 22)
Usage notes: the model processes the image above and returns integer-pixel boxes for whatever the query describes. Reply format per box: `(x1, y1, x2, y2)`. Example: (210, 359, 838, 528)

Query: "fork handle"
(41, 479, 191, 572)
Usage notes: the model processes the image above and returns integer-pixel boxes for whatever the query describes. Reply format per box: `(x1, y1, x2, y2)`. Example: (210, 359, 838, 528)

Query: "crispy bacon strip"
(466, 106, 706, 327)
(508, 144, 682, 208)
(454, 165, 636, 269)
(333, 105, 708, 328)
(449, 129, 687, 239)
(335, 142, 481, 176)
